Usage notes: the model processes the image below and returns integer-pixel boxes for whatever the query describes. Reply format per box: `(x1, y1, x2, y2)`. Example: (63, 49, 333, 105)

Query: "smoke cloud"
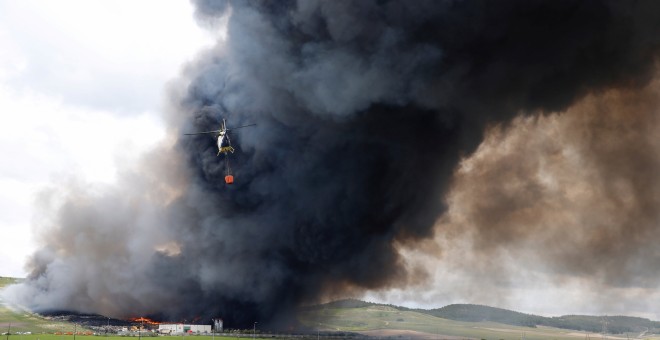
(374, 78, 660, 317)
(5, 0, 660, 328)
(446, 83, 660, 286)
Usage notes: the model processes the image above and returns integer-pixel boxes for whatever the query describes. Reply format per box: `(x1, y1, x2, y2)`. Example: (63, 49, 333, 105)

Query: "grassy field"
(299, 304, 660, 340)
(0, 277, 69, 334)
(0, 278, 19, 289)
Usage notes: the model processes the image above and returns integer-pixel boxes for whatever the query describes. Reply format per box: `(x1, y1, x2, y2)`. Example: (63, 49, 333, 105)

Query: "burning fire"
(128, 317, 161, 325)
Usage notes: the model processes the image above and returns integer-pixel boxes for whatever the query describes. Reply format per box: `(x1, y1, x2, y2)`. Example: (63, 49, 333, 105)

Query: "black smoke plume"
(5, 0, 660, 329)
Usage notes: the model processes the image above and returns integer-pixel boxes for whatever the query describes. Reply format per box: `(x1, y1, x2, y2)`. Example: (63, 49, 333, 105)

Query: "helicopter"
(184, 119, 255, 184)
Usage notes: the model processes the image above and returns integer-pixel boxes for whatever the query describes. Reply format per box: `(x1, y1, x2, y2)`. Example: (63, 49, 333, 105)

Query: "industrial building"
(158, 324, 211, 334)
(213, 319, 223, 332)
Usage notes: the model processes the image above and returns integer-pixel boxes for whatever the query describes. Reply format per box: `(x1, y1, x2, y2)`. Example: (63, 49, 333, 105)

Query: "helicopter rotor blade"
(226, 123, 256, 131)
(183, 130, 222, 135)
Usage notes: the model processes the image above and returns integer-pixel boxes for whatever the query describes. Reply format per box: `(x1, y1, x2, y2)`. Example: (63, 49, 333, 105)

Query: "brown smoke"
(412, 74, 660, 305)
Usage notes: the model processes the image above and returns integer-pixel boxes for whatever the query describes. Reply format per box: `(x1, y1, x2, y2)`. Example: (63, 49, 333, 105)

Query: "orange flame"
(128, 317, 161, 325)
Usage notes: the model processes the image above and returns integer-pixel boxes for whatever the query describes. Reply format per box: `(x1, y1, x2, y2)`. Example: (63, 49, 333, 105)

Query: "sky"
(0, 0, 213, 278)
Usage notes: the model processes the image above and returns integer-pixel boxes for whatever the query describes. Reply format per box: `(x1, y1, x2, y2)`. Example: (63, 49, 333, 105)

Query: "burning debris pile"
(42, 313, 161, 335)
(128, 317, 161, 326)
(4, 0, 660, 329)
(41, 311, 132, 328)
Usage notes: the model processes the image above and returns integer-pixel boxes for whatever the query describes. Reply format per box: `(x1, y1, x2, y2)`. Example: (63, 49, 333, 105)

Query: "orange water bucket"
(224, 175, 234, 184)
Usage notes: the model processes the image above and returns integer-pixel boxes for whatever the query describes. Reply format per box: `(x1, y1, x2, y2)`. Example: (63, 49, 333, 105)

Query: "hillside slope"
(0, 277, 93, 334)
(299, 303, 636, 340)
(418, 304, 660, 334)
(303, 300, 660, 335)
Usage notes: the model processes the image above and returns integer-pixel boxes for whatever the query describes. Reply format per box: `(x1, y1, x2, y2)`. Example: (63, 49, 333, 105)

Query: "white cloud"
(0, 0, 213, 277)
(0, 0, 213, 113)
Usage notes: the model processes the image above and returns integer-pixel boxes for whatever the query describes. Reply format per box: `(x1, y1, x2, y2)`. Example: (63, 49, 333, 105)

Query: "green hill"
(419, 304, 544, 327)
(541, 315, 660, 334)
(419, 305, 660, 334)
(300, 303, 609, 340)
(0, 277, 87, 334)
(0, 277, 21, 289)
(303, 299, 660, 336)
